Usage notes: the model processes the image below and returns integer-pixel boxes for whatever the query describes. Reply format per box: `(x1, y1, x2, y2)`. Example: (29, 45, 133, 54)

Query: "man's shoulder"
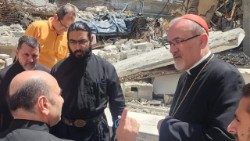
(1, 128, 72, 141)
(90, 54, 114, 67)
(208, 57, 242, 80)
(35, 64, 50, 73)
(0, 64, 14, 79)
(210, 57, 239, 72)
(29, 20, 49, 28)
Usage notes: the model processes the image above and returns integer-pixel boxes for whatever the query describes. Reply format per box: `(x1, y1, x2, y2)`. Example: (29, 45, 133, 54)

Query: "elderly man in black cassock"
(158, 14, 244, 141)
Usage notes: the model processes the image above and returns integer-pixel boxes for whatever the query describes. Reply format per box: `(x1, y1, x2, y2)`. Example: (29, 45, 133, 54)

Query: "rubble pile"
(0, 24, 24, 58)
(0, 1, 247, 116)
(126, 99, 169, 116)
(93, 40, 156, 64)
(216, 46, 250, 67)
(0, 0, 57, 27)
(0, 54, 13, 69)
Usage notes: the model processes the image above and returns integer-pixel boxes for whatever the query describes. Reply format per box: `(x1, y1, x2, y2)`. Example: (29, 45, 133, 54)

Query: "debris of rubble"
(93, 39, 156, 63)
(121, 81, 153, 100)
(216, 46, 250, 67)
(0, 0, 57, 27)
(0, 54, 13, 69)
(0, 1, 246, 117)
(126, 99, 169, 116)
(0, 24, 24, 54)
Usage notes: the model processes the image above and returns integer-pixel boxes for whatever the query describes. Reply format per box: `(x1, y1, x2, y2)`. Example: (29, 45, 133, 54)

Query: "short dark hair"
(243, 83, 250, 97)
(67, 21, 92, 41)
(56, 4, 76, 21)
(17, 35, 40, 50)
(8, 79, 50, 112)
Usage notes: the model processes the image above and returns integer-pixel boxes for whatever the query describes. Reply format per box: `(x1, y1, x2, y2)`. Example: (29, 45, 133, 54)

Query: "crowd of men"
(0, 3, 250, 141)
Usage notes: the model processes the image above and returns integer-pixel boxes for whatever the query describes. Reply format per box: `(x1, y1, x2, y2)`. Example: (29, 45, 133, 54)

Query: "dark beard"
(69, 46, 92, 60)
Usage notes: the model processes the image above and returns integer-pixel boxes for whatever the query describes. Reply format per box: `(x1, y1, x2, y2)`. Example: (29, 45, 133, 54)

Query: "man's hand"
(116, 108, 140, 141)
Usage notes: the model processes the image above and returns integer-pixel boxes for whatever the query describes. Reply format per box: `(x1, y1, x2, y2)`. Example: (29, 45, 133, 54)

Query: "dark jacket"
(159, 54, 244, 141)
(0, 119, 72, 141)
(0, 61, 49, 132)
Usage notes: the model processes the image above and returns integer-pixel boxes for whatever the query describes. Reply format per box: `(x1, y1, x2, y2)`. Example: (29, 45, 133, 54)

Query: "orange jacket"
(25, 17, 68, 68)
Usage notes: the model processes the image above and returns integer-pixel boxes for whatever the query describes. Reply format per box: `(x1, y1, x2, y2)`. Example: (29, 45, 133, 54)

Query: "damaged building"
(1, 0, 250, 140)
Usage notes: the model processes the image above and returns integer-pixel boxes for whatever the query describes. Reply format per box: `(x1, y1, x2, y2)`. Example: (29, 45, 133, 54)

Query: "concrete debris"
(85, 6, 109, 14)
(0, 59, 5, 69)
(0, 24, 24, 37)
(114, 28, 245, 78)
(0, 54, 10, 59)
(126, 100, 169, 116)
(93, 39, 156, 63)
(0, 24, 24, 58)
(0, 0, 57, 27)
(121, 81, 153, 100)
(216, 46, 250, 67)
(0, 54, 13, 69)
(0, 1, 246, 117)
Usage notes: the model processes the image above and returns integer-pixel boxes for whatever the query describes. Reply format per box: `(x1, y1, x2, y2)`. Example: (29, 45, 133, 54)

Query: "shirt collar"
(48, 17, 55, 31)
(186, 51, 211, 75)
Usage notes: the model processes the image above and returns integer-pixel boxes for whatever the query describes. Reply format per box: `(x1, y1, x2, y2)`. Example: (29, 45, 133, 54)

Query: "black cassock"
(50, 53, 125, 141)
(159, 54, 244, 141)
(0, 119, 72, 141)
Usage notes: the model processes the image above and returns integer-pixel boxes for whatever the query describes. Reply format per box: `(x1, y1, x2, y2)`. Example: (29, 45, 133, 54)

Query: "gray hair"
(17, 35, 40, 50)
(56, 4, 76, 21)
(169, 17, 206, 36)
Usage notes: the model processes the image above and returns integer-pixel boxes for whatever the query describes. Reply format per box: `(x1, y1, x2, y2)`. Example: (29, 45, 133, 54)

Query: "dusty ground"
(126, 98, 170, 116)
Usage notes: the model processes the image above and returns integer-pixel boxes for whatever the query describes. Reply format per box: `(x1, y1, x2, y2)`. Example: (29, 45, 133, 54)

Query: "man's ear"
(53, 14, 59, 20)
(200, 33, 208, 49)
(91, 34, 97, 45)
(37, 96, 50, 116)
(15, 49, 19, 56)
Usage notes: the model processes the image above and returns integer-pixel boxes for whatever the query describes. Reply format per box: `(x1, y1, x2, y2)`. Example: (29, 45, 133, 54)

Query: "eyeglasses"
(167, 34, 201, 46)
(69, 39, 90, 46)
(59, 20, 69, 29)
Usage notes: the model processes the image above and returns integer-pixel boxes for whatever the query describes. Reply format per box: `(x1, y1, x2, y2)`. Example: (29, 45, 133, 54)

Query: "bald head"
(8, 71, 57, 111)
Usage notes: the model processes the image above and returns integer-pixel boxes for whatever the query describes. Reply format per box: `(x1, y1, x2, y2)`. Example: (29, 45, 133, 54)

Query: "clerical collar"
(186, 51, 211, 75)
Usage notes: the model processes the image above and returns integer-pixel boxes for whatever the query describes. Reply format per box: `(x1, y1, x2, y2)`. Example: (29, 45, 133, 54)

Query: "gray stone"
(114, 28, 245, 77)
(132, 42, 154, 51)
(0, 54, 10, 59)
(103, 45, 119, 52)
(121, 81, 153, 100)
(0, 59, 5, 69)
(5, 57, 13, 66)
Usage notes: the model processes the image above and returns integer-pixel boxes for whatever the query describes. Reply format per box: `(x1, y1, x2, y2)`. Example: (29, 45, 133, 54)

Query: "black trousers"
(50, 117, 110, 141)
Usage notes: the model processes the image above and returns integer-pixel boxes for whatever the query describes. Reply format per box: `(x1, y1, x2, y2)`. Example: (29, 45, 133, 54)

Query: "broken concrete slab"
(0, 54, 10, 60)
(114, 28, 245, 78)
(121, 81, 153, 100)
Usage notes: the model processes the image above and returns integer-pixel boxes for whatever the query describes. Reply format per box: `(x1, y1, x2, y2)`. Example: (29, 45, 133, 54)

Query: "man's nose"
(170, 44, 178, 54)
(27, 56, 34, 62)
(75, 43, 82, 50)
(227, 120, 237, 134)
